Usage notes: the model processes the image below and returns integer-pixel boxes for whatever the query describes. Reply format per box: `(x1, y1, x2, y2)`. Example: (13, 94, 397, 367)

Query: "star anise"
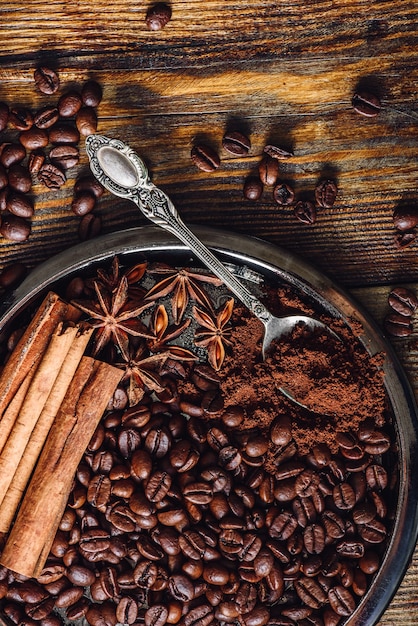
(95, 256, 147, 293)
(145, 264, 223, 324)
(116, 344, 169, 406)
(193, 298, 234, 371)
(72, 276, 153, 358)
(147, 303, 197, 362)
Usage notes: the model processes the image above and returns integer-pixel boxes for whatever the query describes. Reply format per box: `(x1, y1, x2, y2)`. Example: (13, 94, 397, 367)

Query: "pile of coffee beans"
(0, 67, 103, 243)
(384, 286, 418, 337)
(0, 359, 393, 626)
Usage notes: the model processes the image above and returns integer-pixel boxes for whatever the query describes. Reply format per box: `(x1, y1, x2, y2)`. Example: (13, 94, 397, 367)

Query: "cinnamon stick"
(0, 356, 123, 579)
(0, 324, 81, 505)
(0, 327, 93, 533)
(0, 292, 80, 452)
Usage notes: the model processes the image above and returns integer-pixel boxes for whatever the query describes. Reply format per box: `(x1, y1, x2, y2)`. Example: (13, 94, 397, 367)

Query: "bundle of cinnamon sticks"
(0, 292, 123, 579)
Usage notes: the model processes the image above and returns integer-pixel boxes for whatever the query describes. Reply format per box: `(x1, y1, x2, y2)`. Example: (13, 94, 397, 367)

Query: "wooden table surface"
(0, 1, 417, 623)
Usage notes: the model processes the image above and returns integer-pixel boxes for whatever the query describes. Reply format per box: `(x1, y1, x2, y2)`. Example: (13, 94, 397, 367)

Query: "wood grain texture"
(0, 1, 417, 622)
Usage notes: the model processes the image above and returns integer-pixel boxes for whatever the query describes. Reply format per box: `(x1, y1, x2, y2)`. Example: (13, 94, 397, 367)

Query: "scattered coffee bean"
(0, 143, 26, 168)
(294, 200, 316, 225)
(243, 177, 263, 201)
(384, 312, 413, 337)
(34, 66, 60, 95)
(394, 231, 416, 248)
(0, 164, 8, 190)
(49, 124, 80, 145)
(34, 106, 60, 129)
(58, 91, 83, 117)
(78, 213, 102, 241)
(7, 165, 32, 193)
(81, 80, 103, 108)
(19, 127, 49, 150)
(352, 91, 381, 117)
(50, 144, 80, 170)
(76, 107, 98, 137)
(393, 206, 418, 231)
(263, 144, 293, 159)
(28, 150, 46, 174)
(6, 191, 34, 218)
(146, 3, 172, 30)
(388, 287, 418, 316)
(222, 131, 251, 156)
(0, 262, 27, 289)
(191, 144, 220, 172)
(38, 163, 66, 189)
(273, 182, 294, 206)
(258, 156, 279, 186)
(8, 107, 33, 131)
(315, 179, 338, 208)
(0, 213, 31, 241)
(74, 175, 105, 198)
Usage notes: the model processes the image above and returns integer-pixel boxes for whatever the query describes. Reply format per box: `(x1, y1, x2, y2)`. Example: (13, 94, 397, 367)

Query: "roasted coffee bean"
(191, 144, 220, 172)
(1, 143, 26, 168)
(6, 192, 33, 219)
(133, 561, 158, 588)
(328, 585, 356, 616)
(303, 523, 325, 554)
(366, 463, 388, 490)
(392, 206, 418, 231)
(67, 565, 95, 587)
(219, 446, 241, 470)
(315, 179, 338, 208)
(273, 183, 295, 206)
(146, 2, 172, 30)
(352, 91, 381, 117)
(19, 127, 50, 151)
(55, 586, 84, 609)
(145, 471, 172, 502)
(358, 518, 387, 544)
(49, 124, 80, 144)
(67, 597, 90, 620)
(0, 213, 31, 241)
(74, 174, 105, 198)
(243, 176, 263, 201)
(394, 231, 416, 248)
(118, 427, 141, 457)
(34, 106, 59, 129)
(0, 261, 27, 289)
(336, 539, 365, 559)
(9, 107, 33, 131)
(78, 213, 102, 240)
(131, 449, 153, 481)
(38, 163, 66, 189)
(294, 577, 327, 609)
(28, 149, 45, 174)
(183, 481, 213, 505)
(34, 66, 60, 94)
(57, 91, 83, 117)
(0, 102, 9, 131)
(8, 165, 32, 193)
(76, 107, 98, 137)
(332, 482, 356, 510)
(222, 130, 251, 156)
(115, 596, 138, 625)
(50, 145, 80, 170)
(263, 144, 293, 160)
(294, 200, 316, 225)
(388, 286, 418, 316)
(258, 156, 279, 186)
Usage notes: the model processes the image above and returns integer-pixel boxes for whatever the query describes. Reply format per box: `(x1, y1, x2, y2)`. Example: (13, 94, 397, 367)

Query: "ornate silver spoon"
(85, 134, 340, 407)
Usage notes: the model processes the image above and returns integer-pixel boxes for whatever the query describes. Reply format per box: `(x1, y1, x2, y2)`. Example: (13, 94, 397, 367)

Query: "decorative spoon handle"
(86, 134, 272, 324)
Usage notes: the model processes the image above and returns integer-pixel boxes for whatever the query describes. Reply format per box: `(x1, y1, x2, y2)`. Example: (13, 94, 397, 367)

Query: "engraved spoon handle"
(85, 134, 272, 322)
(132, 181, 272, 324)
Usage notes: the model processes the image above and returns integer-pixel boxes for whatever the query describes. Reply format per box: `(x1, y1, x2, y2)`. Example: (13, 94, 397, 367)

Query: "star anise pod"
(72, 276, 153, 358)
(193, 298, 234, 371)
(147, 303, 197, 362)
(116, 344, 169, 406)
(145, 264, 223, 324)
(95, 256, 147, 292)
